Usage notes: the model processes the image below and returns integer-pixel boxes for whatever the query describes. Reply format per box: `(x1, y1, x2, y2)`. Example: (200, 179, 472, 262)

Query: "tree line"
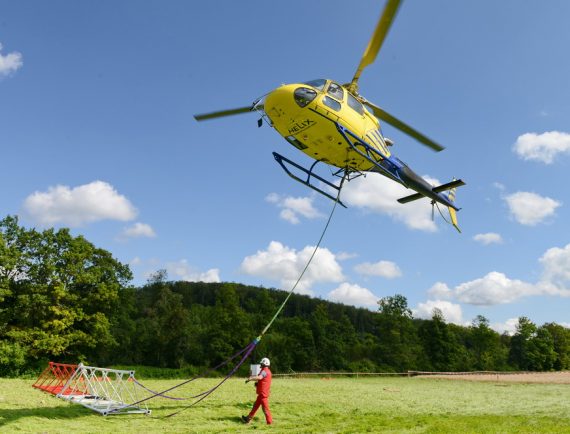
(1, 216, 569, 376)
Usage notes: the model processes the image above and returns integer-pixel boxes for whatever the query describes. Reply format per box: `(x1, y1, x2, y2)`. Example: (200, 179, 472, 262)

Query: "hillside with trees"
(1, 216, 569, 376)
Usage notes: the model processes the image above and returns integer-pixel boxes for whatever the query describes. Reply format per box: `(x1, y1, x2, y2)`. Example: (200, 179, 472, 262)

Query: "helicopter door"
(327, 82, 345, 101)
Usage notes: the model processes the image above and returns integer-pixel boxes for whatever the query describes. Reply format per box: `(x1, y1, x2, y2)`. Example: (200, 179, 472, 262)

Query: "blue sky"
(2, 0, 570, 333)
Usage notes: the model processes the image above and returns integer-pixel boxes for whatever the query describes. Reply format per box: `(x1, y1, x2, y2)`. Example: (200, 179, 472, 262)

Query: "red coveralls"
(248, 366, 272, 424)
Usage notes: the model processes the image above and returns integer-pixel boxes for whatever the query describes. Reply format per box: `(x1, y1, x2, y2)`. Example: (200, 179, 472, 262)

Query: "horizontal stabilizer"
(397, 179, 466, 204)
(397, 192, 424, 204)
(432, 179, 465, 193)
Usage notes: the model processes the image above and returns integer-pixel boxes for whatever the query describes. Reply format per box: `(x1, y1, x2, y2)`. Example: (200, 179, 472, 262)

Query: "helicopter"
(194, 0, 465, 232)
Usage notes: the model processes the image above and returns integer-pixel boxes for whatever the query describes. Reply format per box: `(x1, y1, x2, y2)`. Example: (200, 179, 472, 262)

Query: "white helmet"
(260, 357, 270, 367)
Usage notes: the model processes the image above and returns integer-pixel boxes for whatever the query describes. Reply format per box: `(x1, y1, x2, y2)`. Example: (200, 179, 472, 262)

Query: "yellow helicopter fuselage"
(263, 79, 391, 172)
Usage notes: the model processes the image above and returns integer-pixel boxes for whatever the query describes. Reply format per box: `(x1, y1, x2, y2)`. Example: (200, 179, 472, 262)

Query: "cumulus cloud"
(328, 282, 378, 308)
(354, 260, 402, 279)
(0, 43, 23, 77)
(266, 193, 324, 224)
(240, 241, 344, 294)
(454, 272, 539, 305)
(490, 318, 520, 335)
(429, 243, 570, 306)
(539, 244, 570, 288)
(413, 300, 464, 324)
(341, 173, 438, 232)
(166, 259, 220, 283)
(22, 180, 138, 226)
(473, 232, 503, 245)
(122, 222, 156, 238)
(427, 282, 453, 299)
(513, 131, 570, 164)
(504, 191, 561, 226)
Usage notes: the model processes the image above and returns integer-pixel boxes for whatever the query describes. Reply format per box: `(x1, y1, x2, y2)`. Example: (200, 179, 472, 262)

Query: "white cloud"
(413, 300, 464, 324)
(354, 260, 402, 279)
(432, 244, 570, 307)
(504, 191, 561, 226)
(335, 251, 358, 261)
(427, 282, 453, 299)
(166, 259, 220, 283)
(240, 241, 344, 294)
(341, 173, 438, 232)
(266, 193, 324, 224)
(490, 318, 520, 335)
(539, 243, 570, 288)
(473, 232, 503, 245)
(22, 180, 138, 227)
(0, 43, 23, 77)
(122, 222, 156, 238)
(513, 131, 570, 164)
(455, 272, 540, 306)
(328, 282, 378, 308)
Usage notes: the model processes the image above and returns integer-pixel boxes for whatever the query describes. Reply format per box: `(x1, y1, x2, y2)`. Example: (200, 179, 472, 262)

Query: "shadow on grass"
(0, 404, 90, 427)
(216, 415, 268, 427)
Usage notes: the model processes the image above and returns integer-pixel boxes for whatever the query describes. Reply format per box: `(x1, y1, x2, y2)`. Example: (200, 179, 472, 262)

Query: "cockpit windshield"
(302, 79, 327, 91)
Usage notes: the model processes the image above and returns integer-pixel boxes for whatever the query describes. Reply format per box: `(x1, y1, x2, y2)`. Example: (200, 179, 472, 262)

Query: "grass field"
(1, 375, 569, 433)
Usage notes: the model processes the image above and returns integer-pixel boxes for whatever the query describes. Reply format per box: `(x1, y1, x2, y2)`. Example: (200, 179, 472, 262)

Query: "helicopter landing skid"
(272, 152, 347, 208)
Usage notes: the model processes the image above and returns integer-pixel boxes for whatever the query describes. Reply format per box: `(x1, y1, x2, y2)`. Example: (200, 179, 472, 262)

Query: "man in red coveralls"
(242, 357, 272, 425)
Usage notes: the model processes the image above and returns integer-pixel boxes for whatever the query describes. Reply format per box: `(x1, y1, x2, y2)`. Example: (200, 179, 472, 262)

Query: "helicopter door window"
(322, 96, 341, 112)
(347, 93, 364, 115)
(327, 82, 344, 101)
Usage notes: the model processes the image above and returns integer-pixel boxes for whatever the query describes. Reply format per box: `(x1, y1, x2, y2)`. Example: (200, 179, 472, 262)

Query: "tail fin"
(447, 180, 461, 233)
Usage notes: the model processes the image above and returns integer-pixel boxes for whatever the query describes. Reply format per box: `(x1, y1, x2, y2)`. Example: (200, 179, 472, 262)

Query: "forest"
(1, 215, 569, 376)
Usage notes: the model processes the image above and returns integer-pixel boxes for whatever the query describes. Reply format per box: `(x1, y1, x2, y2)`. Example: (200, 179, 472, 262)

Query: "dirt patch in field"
(417, 371, 570, 384)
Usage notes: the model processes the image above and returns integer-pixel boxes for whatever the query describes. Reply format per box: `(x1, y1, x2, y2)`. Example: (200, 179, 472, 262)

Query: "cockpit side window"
(303, 79, 327, 91)
(327, 82, 344, 101)
(322, 96, 341, 112)
(347, 92, 364, 115)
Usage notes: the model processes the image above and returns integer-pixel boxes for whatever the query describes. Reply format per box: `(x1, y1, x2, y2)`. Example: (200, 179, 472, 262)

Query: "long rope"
(118, 173, 346, 417)
(158, 180, 345, 418)
(259, 174, 346, 338)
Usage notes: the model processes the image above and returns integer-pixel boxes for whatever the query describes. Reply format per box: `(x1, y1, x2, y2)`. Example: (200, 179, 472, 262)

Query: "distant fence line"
(272, 370, 537, 378)
(273, 371, 408, 378)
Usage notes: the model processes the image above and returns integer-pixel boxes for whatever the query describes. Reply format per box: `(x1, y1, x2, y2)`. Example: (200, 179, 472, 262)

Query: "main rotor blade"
(364, 100, 445, 152)
(194, 106, 254, 121)
(349, 0, 402, 93)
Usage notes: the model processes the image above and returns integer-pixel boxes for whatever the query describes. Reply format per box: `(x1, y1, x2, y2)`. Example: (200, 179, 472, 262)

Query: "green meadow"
(1, 376, 569, 433)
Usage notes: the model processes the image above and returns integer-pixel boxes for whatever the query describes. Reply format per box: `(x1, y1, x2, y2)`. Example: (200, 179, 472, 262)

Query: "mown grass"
(1, 376, 569, 433)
